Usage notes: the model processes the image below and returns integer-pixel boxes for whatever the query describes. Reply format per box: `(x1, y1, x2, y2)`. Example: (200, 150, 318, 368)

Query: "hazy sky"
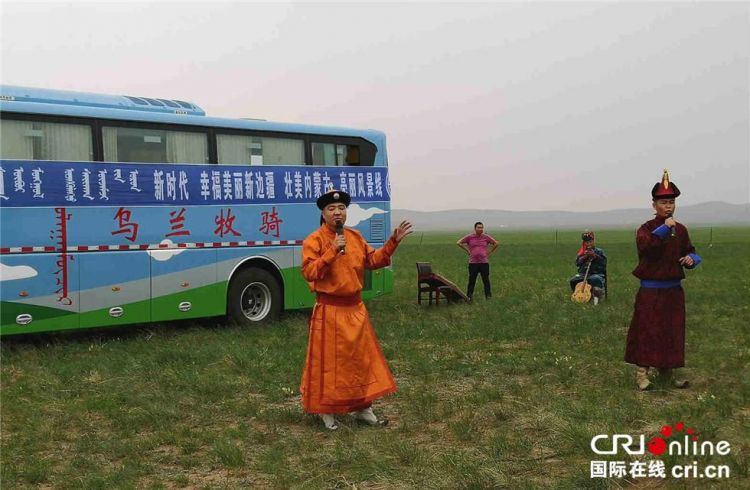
(1, 1, 748, 211)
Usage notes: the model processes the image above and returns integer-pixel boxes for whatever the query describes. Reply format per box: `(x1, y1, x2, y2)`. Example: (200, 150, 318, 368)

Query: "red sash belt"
(316, 292, 362, 306)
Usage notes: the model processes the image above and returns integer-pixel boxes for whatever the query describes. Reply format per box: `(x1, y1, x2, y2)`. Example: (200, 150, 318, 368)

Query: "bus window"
(312, 142, 363, 166)
(312, 142, 337, 166)
(0, 119, 93, 161)
(103, 126, 208, 164)
(346, 145, 361, 166)
(217, 134, 304, 166)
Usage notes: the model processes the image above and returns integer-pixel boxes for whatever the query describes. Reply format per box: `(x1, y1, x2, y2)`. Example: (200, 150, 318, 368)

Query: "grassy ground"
(1, 227, 748, 489)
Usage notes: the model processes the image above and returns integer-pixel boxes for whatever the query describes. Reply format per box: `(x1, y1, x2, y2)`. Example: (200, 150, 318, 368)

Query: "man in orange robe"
(300, 189, 412, 430)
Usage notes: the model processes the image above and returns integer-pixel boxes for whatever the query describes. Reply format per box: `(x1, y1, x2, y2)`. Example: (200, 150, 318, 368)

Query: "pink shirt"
(460, 233, 498, 264)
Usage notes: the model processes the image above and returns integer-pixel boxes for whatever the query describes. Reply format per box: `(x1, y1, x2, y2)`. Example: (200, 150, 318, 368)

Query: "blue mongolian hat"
(316, 189, 351, 210)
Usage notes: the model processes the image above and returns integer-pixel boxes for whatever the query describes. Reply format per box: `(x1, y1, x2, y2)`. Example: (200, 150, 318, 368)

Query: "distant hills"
(392, 201, 749, 231)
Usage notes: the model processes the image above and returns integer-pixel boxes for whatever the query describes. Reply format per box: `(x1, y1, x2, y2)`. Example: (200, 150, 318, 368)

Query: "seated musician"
(569, 231, 607, 304)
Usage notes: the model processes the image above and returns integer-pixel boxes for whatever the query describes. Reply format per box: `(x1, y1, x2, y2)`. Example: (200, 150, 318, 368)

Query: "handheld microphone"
(667, 212, 676, 237)
(335, 221, 345, 254)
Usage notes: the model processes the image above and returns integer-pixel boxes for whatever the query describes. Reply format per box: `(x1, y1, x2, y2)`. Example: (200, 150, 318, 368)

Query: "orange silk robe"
(300, 224, 399, 414)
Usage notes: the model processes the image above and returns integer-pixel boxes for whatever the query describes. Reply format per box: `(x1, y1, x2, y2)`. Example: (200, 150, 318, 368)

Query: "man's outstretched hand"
(393, 221, 413, 243)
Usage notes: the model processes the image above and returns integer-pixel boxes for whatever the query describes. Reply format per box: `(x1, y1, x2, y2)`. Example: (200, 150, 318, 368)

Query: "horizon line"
(392, 200, 749, 214)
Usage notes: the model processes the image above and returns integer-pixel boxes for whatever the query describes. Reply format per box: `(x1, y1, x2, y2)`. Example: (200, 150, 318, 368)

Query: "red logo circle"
(647, 436, 667, 456)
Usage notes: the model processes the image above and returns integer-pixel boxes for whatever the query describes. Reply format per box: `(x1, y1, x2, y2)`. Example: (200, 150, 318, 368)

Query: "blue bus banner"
(0, 160, 390, 207)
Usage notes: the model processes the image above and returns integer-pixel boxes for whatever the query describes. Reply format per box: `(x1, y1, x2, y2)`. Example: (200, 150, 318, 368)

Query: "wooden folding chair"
(416, 262, 469, 305)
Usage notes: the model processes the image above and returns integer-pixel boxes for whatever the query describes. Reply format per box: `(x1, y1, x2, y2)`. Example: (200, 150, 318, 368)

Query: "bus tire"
(227, 268, 282, 326)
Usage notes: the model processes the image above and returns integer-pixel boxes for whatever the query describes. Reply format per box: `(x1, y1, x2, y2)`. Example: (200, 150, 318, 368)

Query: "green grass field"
(2, 227, 748, 489)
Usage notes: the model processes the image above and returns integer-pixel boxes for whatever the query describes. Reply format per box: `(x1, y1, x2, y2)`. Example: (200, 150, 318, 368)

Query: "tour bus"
(0, 86, 392, 335)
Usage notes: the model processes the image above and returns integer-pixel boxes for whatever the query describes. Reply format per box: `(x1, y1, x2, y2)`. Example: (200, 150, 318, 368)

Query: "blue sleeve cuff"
(685, 253, 701, 269)
(651, 224, 670, 238)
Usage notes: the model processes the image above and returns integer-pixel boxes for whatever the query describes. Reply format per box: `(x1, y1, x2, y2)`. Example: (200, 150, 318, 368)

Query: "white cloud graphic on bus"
(147, 240, 187, 262)
(0, 263, 38, 282)
(346, 204, 387, 227)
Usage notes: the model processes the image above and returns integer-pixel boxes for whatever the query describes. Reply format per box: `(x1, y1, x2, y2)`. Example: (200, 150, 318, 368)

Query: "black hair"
(474, 222, 483, 228)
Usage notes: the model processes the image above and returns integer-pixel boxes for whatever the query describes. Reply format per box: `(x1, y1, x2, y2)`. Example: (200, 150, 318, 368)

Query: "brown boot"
(636, 366, 651, 391)
(658, 368, 689, 389)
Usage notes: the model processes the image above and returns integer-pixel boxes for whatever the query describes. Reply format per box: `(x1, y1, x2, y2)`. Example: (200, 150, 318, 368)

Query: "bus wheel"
(228, 268, 281, 325)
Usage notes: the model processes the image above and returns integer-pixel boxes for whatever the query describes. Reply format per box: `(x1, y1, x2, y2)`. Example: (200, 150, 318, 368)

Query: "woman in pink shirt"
(457, 222, 498, 301)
